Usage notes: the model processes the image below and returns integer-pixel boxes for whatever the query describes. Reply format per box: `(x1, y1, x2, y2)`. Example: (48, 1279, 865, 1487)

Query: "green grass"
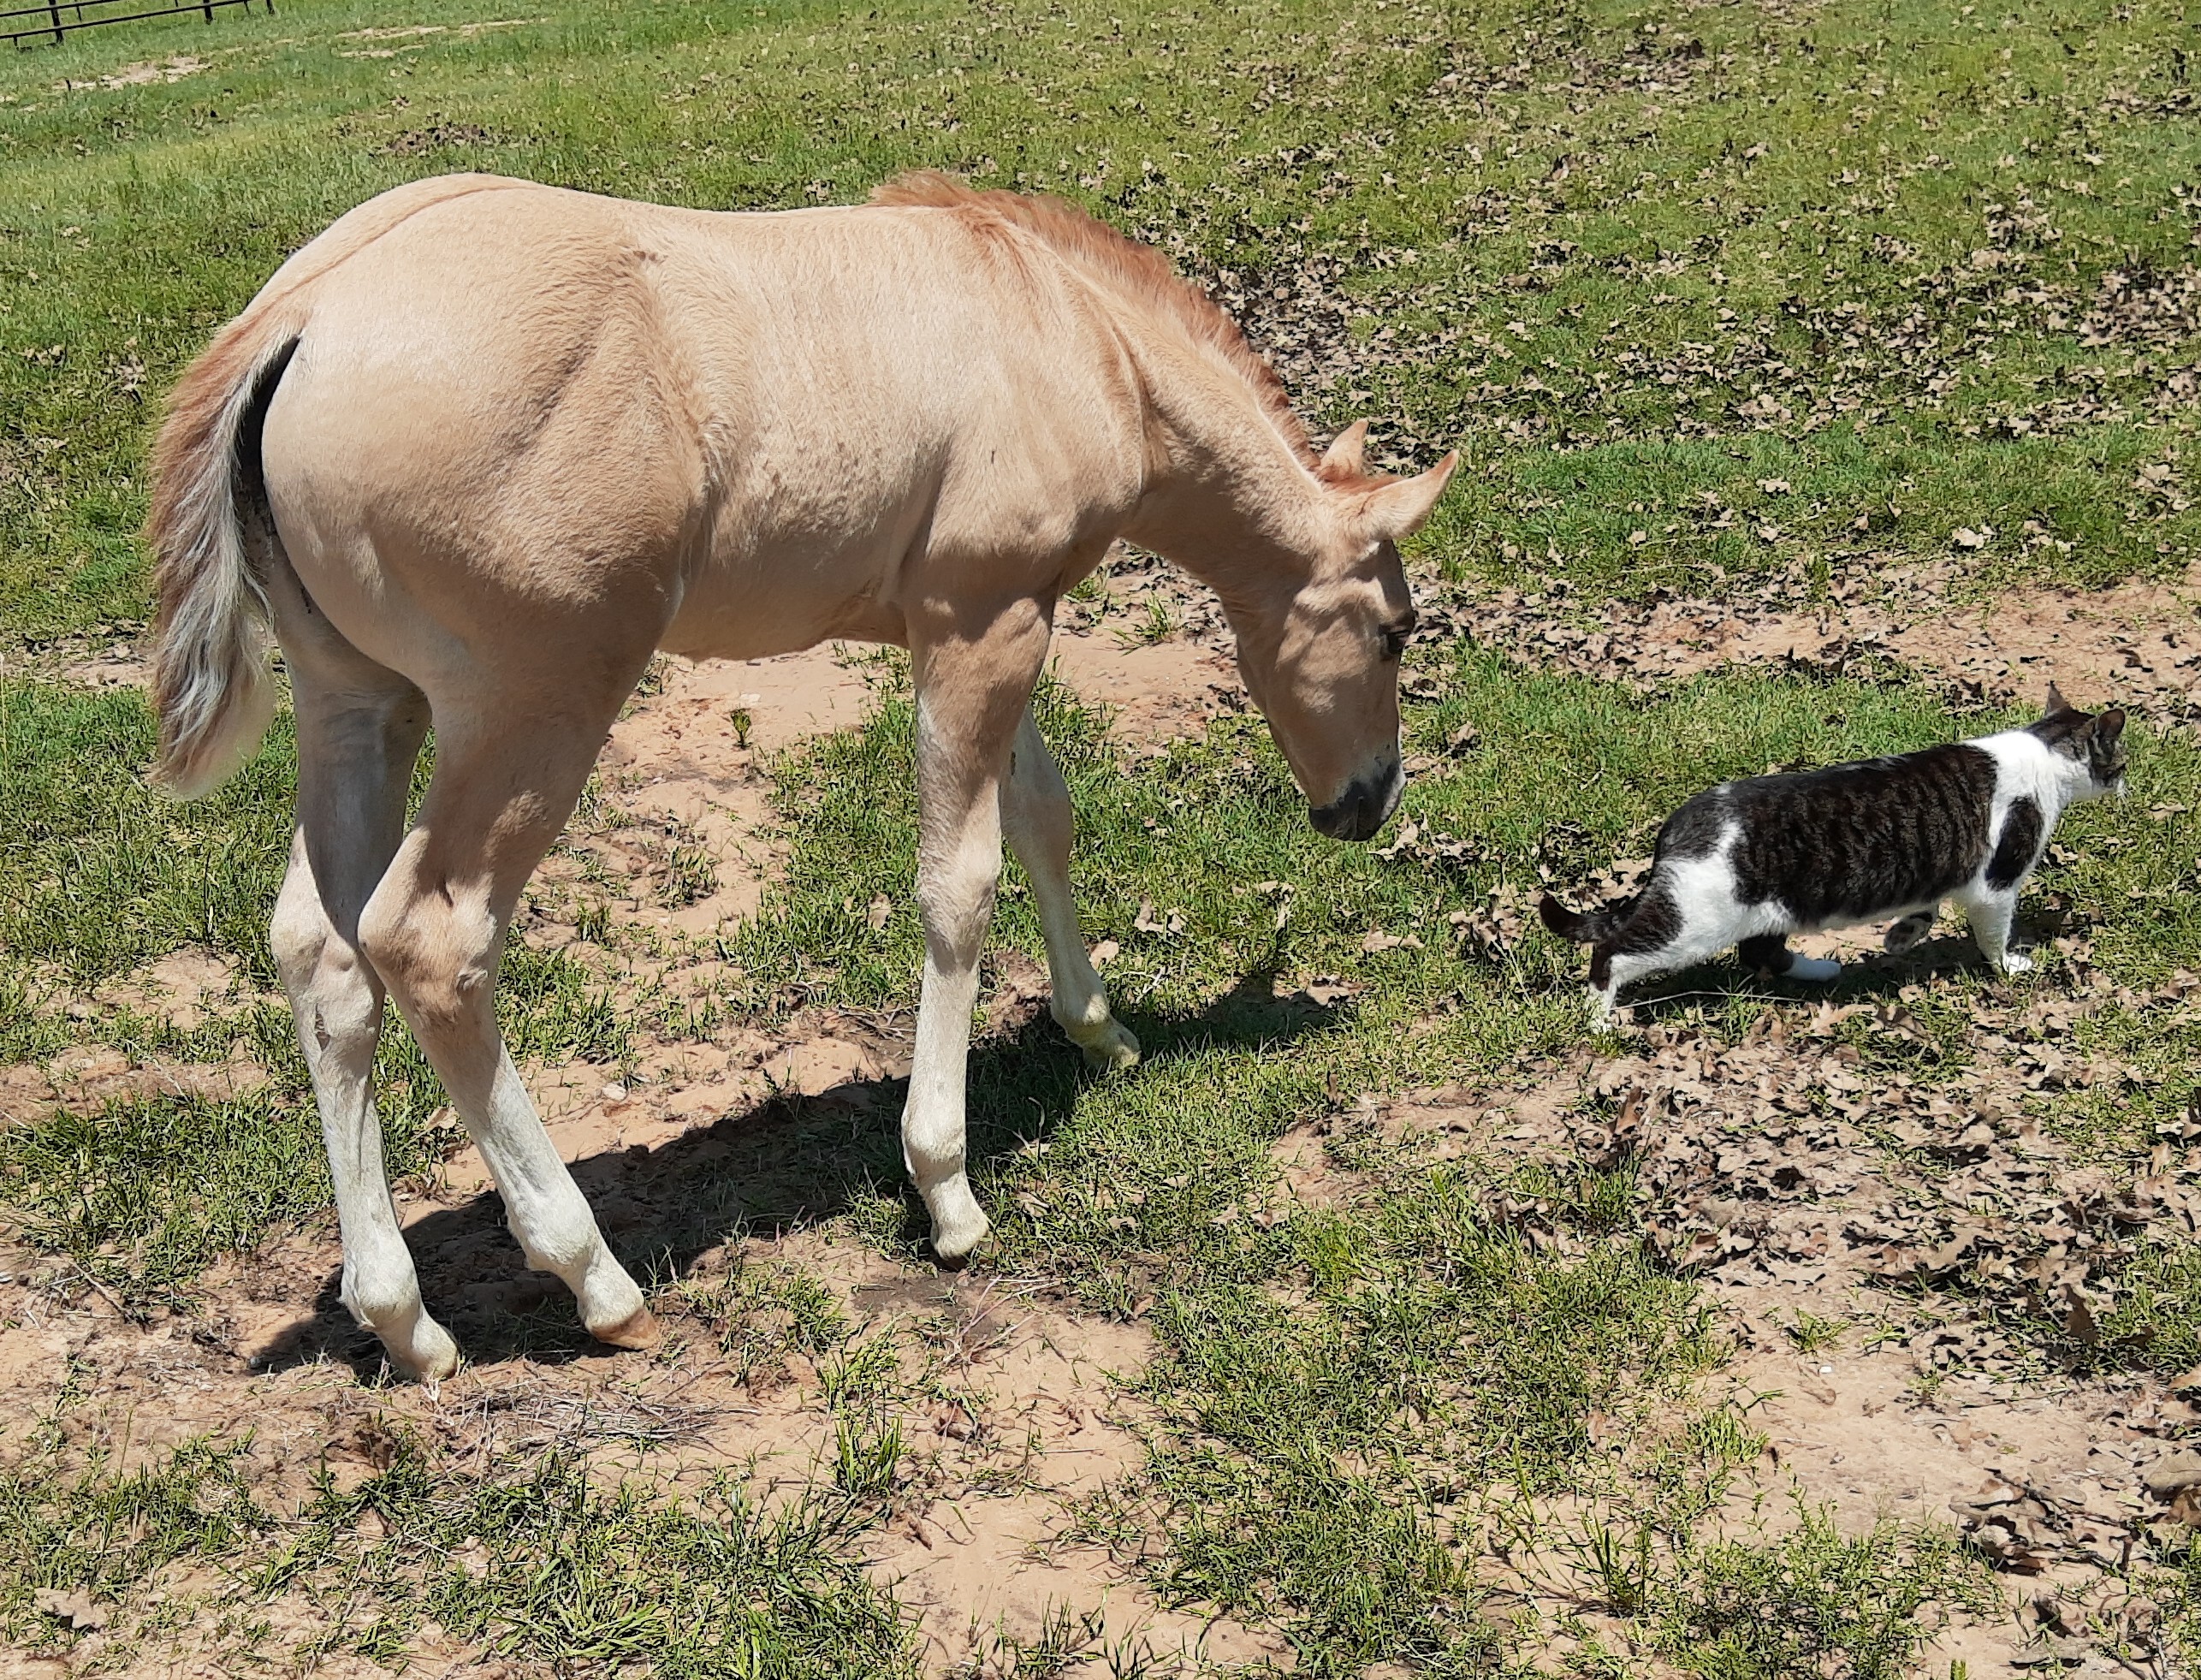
(1, 0, 2198, 636)
(1642, 1511, 1998, 1680)
(0, 1433, 917, 1675)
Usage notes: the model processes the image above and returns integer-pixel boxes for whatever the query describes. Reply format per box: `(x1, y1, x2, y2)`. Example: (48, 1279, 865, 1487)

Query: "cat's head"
(2032, 683, 2127, 799)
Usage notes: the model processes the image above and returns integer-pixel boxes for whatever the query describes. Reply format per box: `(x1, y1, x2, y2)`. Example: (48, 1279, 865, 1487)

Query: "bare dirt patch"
(1282, 964, 2201, 1673)
(0, 1044, 262, 1129)
(56, 56, 205, 92)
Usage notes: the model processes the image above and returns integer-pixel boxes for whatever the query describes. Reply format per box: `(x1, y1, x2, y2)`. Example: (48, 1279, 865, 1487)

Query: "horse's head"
(1231, 424, 1457, 842)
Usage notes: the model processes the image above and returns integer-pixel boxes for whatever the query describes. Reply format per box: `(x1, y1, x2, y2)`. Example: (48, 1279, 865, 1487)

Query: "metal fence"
(5, 0, 272, 50)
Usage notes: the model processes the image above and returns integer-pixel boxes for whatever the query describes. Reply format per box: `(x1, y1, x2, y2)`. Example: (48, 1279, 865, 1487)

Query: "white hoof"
(1067, 1013, 1141, 1072)
(1785, 955, 1843, 983)
(383, 1309, 461, 1384)
(573, 1250, 656, 1351)
(925, 1172, 993, 1265)
(1998, 951, 2035, 975)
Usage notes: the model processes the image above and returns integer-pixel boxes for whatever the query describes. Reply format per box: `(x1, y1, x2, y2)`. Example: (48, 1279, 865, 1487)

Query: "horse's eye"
(1380, 623, 1412, 661)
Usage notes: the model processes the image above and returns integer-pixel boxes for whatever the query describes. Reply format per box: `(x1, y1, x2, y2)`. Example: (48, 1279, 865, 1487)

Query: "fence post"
(47, 0, 60, 45)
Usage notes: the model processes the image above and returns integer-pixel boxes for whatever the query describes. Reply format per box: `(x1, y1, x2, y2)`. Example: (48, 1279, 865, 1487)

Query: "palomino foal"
(148, 172, 1456, 1380)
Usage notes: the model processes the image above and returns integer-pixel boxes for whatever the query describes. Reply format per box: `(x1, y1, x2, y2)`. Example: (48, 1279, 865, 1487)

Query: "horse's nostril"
(1308, 798, 1357, 840)
(1308, 767, 1398, 843)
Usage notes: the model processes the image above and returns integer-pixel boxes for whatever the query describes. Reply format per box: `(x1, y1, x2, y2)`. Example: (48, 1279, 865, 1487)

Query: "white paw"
(1786, 955, 1843, 983)
(1884, 914, 1935, 955)
(1999, 951, 2035, 975)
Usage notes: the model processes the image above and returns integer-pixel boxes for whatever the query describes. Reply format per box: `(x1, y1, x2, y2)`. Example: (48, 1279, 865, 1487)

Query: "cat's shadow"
(1623, 926, 2038, 1022)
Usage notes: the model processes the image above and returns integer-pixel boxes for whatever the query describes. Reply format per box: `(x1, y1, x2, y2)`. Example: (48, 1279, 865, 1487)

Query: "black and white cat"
(1539, 686, 2128, 1024)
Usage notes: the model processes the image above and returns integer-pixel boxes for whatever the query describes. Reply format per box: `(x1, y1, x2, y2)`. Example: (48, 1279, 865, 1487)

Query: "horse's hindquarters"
(256, 199, 705, 703)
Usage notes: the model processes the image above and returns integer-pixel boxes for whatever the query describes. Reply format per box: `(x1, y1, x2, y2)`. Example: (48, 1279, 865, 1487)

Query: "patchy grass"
(0, 1434, 916, 1676)
(1643, 1511, 1997, 1680)
(4, 648, 2198, 1670)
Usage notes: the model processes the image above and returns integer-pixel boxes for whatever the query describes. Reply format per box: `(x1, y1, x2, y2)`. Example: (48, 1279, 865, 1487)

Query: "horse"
(147, 170, 1456, 1381)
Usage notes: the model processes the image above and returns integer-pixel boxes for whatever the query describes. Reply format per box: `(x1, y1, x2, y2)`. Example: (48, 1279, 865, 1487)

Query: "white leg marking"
(1959, 888, 2031, 975)
(273, 834, 460, 1381)
(363, 834, 655, 1354)
(903, 810, 1000, 1261)
(1000, 709, 1137, 1072)
(472, 1048, 653, 1343)
(1784, 954, 1843, 983)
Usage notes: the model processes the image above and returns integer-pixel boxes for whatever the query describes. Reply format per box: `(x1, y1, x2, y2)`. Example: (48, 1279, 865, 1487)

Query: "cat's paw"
(1998, 950, 2035, 975)
(1884, 912, 1935, 955)
(1786, 955, 1843, 983)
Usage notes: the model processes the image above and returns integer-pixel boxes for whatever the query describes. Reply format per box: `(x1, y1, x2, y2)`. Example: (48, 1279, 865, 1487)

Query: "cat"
(1539, 685, 2127, 1024)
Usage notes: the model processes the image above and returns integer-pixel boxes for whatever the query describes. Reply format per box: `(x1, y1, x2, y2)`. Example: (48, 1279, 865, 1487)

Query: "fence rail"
(5, 0, 271, 50)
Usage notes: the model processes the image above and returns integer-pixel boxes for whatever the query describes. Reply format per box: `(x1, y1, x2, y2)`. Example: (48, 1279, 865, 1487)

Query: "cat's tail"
(1538, 892, 1628, 944)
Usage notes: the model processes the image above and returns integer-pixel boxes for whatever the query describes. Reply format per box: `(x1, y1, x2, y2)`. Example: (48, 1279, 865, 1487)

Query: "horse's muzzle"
(1308, 757, 1403, 843)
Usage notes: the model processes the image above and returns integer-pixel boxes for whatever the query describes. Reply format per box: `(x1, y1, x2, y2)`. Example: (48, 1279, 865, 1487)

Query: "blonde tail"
(145, 314, 301, 798)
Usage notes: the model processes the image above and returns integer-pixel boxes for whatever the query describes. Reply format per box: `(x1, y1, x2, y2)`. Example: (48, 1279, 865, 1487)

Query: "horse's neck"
(1118, 350, 1326, 614)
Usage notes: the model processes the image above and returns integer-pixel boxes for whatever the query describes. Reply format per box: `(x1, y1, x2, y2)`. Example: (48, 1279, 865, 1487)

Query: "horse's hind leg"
(358, 690, 657, 1354)
(268, 625, 448, 1375)
(1000, 707, 1138, 1072)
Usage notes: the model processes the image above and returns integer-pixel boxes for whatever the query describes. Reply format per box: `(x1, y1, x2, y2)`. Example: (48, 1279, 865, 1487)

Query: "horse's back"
(252, 178, 1142, 680)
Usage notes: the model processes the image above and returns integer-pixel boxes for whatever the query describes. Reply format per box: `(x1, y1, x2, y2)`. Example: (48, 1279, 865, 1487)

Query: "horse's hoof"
(590, 1305, 663, 1351)
(931, 1214, 994, 1273)
(1074, 1018, 1141, 1073)
(387, 1316, 462, 1386)
(933, 1233, 999, 1274)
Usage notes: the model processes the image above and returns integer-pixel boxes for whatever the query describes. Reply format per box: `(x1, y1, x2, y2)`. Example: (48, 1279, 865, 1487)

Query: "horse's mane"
(874, 171, 1343, 478)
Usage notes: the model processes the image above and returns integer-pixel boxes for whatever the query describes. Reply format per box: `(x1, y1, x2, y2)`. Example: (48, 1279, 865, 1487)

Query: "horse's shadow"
(253, 965, 1346, 1377)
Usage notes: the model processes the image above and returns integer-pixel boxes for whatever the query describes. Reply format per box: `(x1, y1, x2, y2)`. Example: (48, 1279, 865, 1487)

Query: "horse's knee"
(358, 871, 497, 1037)
(270, 890, 327, 996)
(1003, 745, 1072, 856)
(916, 838, 1002, 957)
(272, 877, 383, 1065)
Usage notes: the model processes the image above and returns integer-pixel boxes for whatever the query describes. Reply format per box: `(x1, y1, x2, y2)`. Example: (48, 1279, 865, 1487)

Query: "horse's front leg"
(1001, 707, 1138, 1072)
(904, 606, 1052, 1263)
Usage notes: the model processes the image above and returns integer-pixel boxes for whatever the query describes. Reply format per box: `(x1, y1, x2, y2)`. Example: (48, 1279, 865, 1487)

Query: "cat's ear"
(2044, 682, 2074, 716)
(2093, 708, 2127, 745)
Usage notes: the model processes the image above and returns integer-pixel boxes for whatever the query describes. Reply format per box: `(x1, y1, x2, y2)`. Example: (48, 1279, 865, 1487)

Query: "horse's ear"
(1353, 452, 1458, 543)
(1320, 420, 1370, 480)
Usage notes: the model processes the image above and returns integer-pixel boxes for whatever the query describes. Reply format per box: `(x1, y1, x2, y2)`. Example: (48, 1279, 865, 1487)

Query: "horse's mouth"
(1308, 758, 1403, 843)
